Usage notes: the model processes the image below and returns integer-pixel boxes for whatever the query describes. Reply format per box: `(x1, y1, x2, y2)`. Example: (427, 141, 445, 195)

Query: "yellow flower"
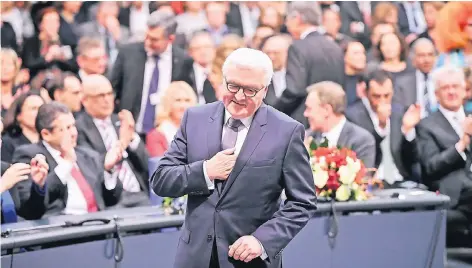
(313, 165, 329, 188)
(335, 185, 351, 201)
(338, 165, 356, 184)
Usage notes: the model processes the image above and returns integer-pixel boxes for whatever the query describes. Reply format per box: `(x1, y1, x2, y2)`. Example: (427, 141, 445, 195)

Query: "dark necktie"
(1, 190, 17, 223)
(423, 72, 431, 114)
(142, 56, 160, 133)
(217, 118, 242, 192)
(105, 31, 112, 56)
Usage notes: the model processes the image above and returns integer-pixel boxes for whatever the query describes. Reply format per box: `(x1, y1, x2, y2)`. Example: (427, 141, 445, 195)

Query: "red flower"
(326, 170, 340, 190)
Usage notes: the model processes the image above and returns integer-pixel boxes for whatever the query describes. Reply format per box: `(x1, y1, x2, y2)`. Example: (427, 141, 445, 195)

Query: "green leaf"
(320, 137, 329, 148)
(310, 139, 318, 151)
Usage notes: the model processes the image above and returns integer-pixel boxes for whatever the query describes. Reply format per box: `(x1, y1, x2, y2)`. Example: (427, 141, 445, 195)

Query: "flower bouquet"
(162, 196, 187, 215)
(307, 138, 382, 202)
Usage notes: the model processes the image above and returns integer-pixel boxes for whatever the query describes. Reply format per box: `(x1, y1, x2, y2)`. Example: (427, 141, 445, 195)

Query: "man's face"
(304, 92, 329, 132)
(144, 26, 170, 55)
(78, 46, 108, 75)
(188, 35, 215, 67)
(371, 23, 395, 46)
(206, 3, 226, 29)
(222, 65, 267, 119)
(367, 79, 393, 112)
(322, 10, 341, 37)
(82, 80, 115, 119)
(413, 43, 436, 74)
(56, 76, 83, 112)
(98, 2, 119, 20)
(17, 95, 44, 130)
(435, 74, 466, 112)
(285, 13, 301, 39)
(262, 37, 289, 71)
(41, 11, 60, 37)
(345, 42, 366, 72)
(42, 113, 78, 149)
(251, 26, 275, 49)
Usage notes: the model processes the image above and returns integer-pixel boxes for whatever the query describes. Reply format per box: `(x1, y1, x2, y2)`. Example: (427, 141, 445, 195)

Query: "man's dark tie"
(142, 55, 160, 133)
(1, 190, 17, 223)
(217, 118, 242, 193)
(423, 72, 431, 114)
(105, 31, 112, 56)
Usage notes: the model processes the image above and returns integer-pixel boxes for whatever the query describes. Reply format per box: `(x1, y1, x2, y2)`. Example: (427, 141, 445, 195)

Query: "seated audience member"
(76, 37, 109, 80)
(76, 75, 150, 207)
(321, 7, 352, 47)
(304, 81, 376, 168)
(346, 69, 421, 185)
(416, 65, 472, 247)
(250, 25, 275, 49)
(366, 23, 396, 61)
(47, 71, 83, 116)
(202, 2, 241, 46)
(2, 91, 44, 163)
(1, 48, 25, 117)
(1, 120, 48, 223)
(12, 102, 124, 216)
(146, 81, 197, 157)
(258, 6, 284, 33)
(261, 34, 292, 106)
(22, 7, 78, 80)
(343, 41, 367, 106)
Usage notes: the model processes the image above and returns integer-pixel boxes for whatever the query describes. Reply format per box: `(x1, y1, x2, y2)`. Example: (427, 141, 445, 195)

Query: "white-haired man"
(152, 48, 317, 268)
(416, 65, 472, 247)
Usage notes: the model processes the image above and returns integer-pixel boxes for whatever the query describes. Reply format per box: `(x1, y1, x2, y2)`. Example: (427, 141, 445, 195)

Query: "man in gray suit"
(304, 81, 376, 168)
(152, 48, 317, 268)
(273, 2, 345, 128)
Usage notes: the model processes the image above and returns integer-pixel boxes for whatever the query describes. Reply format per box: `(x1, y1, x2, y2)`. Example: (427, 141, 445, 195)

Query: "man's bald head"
(81, 75, 115, 119)
(411, 38, 437, 73)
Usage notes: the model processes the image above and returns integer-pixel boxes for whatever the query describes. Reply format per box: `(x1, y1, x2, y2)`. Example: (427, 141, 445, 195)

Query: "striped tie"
(99, 122, 141, 192)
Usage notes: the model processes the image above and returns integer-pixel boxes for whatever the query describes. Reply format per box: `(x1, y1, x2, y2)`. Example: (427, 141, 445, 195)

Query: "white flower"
(313, 164, 329, 188)
(346, 157, 361, 173)
(336, 184, 351, 201)
(338, 165, 356, 184)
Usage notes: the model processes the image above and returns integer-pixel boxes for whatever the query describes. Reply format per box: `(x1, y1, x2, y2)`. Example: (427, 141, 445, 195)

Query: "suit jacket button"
(207, 234, 213, 242)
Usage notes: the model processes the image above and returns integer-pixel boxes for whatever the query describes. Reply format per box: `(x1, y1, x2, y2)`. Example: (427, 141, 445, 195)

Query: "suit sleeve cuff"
(455, 143, 467, 160)
(402, 128, 416, 142)
(54, 161, 74, 185)
(128, 133, 141, 151)
(103, 171, 118, 190)
(203, 161, 215, 190)
(257, 238, 268, 260)
(33, 182, 47, 196)
(374, 119, 390, 137)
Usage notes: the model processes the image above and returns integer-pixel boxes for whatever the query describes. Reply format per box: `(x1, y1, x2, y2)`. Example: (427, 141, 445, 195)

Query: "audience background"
(0, 0, 471, 248)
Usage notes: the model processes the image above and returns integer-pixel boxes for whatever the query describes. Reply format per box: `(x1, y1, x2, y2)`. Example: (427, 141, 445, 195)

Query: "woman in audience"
(374, 31, 413, 83)
(146, 82, 197, 157)
(435, 1, 472, 68)
(372, 2, 398, 27)
(209, 34, 245, 99)
(2, 91, 44, 163)
(417, 2, 445, 46)
(259, 6, 284, 33)
(21, 6, 77, 81)
(0, 48, 27, 117)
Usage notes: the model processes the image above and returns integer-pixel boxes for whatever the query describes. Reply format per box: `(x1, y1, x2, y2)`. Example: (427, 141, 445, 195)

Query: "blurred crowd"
(0, 1, 471, 248)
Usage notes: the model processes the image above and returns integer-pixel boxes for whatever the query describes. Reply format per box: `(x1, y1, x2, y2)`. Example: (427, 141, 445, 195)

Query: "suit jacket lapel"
(337, 122, 350, 147)
(83, 113, 107, 152)
(171, 46, 182, 80)
(218, 105, 268, 203)
(133, 45, 147, 117)
(207, 102, 225, 160)
(75, 151, 103, 209)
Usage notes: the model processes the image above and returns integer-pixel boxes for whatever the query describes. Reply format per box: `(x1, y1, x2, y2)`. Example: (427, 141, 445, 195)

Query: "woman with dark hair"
(374, 31, 414, 83)
(1, 90, 44, 163)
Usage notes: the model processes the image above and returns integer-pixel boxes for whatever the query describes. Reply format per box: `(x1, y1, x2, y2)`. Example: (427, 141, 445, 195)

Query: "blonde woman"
(146, 81, 197, 157)
(0, 48, 25, 117)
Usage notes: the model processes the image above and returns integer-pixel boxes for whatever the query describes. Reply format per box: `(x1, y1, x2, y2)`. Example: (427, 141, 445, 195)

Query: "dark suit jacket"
(393, 72, 417, 108)
(1, 161, 46, 221)
(225, 3, 245, 37)
(273, 32, 345, 128)
(263, 83, 278, 107)
(75, 112, 150, 194)
(396, 2, 425, 37)
(346, 101, 418, 180)
(0, 21, 18, 54)
(339, 2, 376, 49)
(12, 143, 123, 216)
(151, 102, 317, 268)
(415, 110, 472, 207)
(110, 42, 190, 120)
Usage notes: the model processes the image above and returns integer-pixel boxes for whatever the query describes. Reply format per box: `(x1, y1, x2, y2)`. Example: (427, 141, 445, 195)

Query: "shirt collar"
(193, 62, 210, 74)
(439, 105, 465, 122)
(147, 44, 172, 58)
(300, 27, 318, 39)
(93, 117, 113, 128)
(42, 141, 62, 159)
(323, 116, 346, 143)
(224, 109, 254, 129)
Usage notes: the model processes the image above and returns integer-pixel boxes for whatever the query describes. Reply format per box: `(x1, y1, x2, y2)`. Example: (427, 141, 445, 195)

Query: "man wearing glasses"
(152, 48, 317, 268)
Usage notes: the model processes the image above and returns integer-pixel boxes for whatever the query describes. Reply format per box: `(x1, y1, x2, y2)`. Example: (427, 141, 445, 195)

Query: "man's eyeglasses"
(224, 78, 265, 97)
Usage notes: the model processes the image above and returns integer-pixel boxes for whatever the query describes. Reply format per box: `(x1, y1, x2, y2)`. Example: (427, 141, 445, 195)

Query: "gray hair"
(410, 38, 437, 57)
(76, 36, 104, 56)
(222, 48, 274, 86)
(35, 102, 71, 138)
(147, 10, 177, 37)
(306, 81, 346, 115)
(287, 1, 322, 26)
(432, 65, 466, 91)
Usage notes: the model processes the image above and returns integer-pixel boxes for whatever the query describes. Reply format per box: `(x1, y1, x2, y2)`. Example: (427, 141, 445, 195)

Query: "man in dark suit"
(396, 2, 426, 45)
(346, 69, 421, 185)
(415, 66, 472, 246)
(12, 102, 123, 216)
(339, 2, 376, 50)
(203, 2, 241, 45)
(110, 10, 190, 135)
(304, 81, 376, 168)
(274, 2, 345, 128)
(152, 48, 317, 268)
(394, 38, 437, 118)
(76, 75, 150, 207)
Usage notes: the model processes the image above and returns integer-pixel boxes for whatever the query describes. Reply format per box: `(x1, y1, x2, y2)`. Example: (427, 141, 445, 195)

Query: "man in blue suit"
(152, 48, 317, 268)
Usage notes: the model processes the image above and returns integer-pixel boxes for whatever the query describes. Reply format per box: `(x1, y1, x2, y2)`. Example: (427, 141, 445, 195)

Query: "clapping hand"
(30, 154, 49, 187)
(118, 110, 135, 149)
(104, 142, 123, 171)
(376, 103, 392, 128)
(402, 104, 421, 133)
(463, 115, 472, 136)
(205, 148, 237, 181)
(228, 235, 263, 263)
(0, 163, 31, 193)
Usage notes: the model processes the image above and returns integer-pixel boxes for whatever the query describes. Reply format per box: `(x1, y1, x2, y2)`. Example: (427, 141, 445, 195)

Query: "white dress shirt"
(322, 117, 346, 148)
(43, 141, 117, 215)
(415, 70, 436, 118)
(193, 63, 210, 104)
(272, 69, 286, 98)
(438, 105, 467, 160)
(136, 45, 173, 133)
(202, 110, 268, 259)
